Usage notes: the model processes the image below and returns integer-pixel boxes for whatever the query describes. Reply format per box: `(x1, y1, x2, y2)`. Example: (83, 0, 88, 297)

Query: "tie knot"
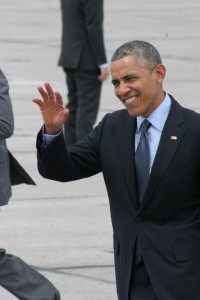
(140, 119, 151, 134)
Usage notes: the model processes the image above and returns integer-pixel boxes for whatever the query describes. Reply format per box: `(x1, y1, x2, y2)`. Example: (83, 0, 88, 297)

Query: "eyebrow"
(111, 73, 138, 85)
(123, 74, 138, 79)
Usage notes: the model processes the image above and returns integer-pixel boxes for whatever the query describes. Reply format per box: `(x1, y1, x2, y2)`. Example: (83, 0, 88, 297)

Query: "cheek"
(114, 88, 119, 98)
(134, 97, 145, 108)
(114, 90, 124, 104)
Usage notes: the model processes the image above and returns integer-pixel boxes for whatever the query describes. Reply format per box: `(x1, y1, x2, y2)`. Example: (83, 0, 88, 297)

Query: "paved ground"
(0, 0, 200, 299)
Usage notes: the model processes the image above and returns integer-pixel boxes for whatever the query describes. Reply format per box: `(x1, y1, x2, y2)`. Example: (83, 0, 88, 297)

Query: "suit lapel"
(141, 98, 185, 207)
(117, 113, 138, 209)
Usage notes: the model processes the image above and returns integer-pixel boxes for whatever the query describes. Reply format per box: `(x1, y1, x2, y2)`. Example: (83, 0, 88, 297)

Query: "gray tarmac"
(0, 0, 200, 299)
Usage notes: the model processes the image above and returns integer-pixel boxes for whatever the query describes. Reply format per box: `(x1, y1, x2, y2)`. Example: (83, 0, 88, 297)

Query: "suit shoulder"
(170, 96, 200, 124)
(179, 104, 200, 124)
(94, 109, 134, 137)
(103, 109, 130, 123)
(182, 106, 200, 118)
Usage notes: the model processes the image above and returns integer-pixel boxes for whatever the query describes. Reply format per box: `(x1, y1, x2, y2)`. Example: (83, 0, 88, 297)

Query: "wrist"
(44, 125, 62, 135)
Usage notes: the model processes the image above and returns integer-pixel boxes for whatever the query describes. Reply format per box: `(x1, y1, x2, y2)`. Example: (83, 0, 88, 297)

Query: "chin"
(125, 106, 140, 117)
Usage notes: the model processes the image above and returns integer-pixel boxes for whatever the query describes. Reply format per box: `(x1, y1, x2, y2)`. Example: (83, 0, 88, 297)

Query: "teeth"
(124, 96, 137, 104)
(126, 98, 134, 104)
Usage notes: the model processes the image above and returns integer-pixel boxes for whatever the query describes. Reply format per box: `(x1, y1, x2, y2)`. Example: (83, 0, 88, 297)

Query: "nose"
(115, 82, 130, 98)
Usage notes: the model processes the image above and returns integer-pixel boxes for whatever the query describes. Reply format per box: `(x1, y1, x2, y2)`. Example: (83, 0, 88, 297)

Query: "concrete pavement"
(0, 0, 200, 299)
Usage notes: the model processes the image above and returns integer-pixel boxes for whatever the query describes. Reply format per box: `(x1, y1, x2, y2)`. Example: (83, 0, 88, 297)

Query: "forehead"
(110, 55, 147, 79)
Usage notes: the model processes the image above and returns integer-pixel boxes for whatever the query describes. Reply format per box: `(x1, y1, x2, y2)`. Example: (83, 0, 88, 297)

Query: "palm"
(40, 97, 65, 127)
(32, 82, 69, 134)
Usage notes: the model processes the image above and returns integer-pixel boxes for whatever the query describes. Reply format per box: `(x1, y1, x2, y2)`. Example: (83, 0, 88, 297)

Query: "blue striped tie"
(134, 119, 151, 265)
(135, 119, 151, 204)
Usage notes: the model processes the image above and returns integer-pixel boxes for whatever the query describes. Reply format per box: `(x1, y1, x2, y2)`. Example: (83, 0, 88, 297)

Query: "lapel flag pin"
(171, 136, 177, 140)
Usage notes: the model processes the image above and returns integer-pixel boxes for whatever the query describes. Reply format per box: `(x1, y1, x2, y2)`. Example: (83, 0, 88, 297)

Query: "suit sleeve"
(82, 0, 107, 66)
(0, 69, 14, 139)
(36, 114, 110, 182)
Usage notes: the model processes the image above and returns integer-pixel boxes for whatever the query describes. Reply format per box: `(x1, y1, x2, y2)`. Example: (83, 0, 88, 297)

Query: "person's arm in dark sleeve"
(0, 69, 14, 139)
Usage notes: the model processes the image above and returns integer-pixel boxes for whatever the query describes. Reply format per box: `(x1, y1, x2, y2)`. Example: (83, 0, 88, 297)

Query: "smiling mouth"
(123, 96, 138, 104)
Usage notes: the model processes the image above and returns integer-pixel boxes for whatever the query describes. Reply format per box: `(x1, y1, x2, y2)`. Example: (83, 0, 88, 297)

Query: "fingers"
(32, 82, 63, 105)
(44, 82, 56, 100)
(32, 84, 50, 108)
(62, 108, 70, 122)
(55, 91, 63, 105)
(32, 98, 43, 106)
(35, 82, 53, 102)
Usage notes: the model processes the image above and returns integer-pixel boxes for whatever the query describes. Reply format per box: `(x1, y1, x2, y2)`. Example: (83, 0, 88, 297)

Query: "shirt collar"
(136, 93, 171, 132)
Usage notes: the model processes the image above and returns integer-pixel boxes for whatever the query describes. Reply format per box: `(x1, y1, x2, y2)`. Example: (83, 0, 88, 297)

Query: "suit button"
(135, 217, 141, 223)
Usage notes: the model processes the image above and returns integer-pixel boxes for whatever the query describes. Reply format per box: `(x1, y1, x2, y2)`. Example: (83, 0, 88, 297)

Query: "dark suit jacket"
(0, 68, 35, 206)
(58, 0, 107, 70)
(36, 96, 200, 300)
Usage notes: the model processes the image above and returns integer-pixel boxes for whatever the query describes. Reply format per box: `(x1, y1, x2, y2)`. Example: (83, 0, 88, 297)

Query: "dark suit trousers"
(63, 68, 102, 145)
(0, 249, 60, 300)
(129, 260, 157, 300)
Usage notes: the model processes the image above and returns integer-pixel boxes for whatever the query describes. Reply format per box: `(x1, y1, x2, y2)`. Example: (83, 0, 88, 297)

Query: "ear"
(155, 64, 166, 83)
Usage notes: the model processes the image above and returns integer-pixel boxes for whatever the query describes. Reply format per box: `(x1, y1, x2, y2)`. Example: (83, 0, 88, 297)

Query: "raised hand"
(32, 82, 69, 134)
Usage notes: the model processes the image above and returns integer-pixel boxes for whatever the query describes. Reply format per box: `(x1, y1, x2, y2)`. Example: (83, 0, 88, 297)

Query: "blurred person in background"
(58, 0, 109, 145)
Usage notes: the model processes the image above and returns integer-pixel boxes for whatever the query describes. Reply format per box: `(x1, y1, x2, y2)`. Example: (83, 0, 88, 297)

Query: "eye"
(112, 80, 119, 87)
(126, 75, 138, 82)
